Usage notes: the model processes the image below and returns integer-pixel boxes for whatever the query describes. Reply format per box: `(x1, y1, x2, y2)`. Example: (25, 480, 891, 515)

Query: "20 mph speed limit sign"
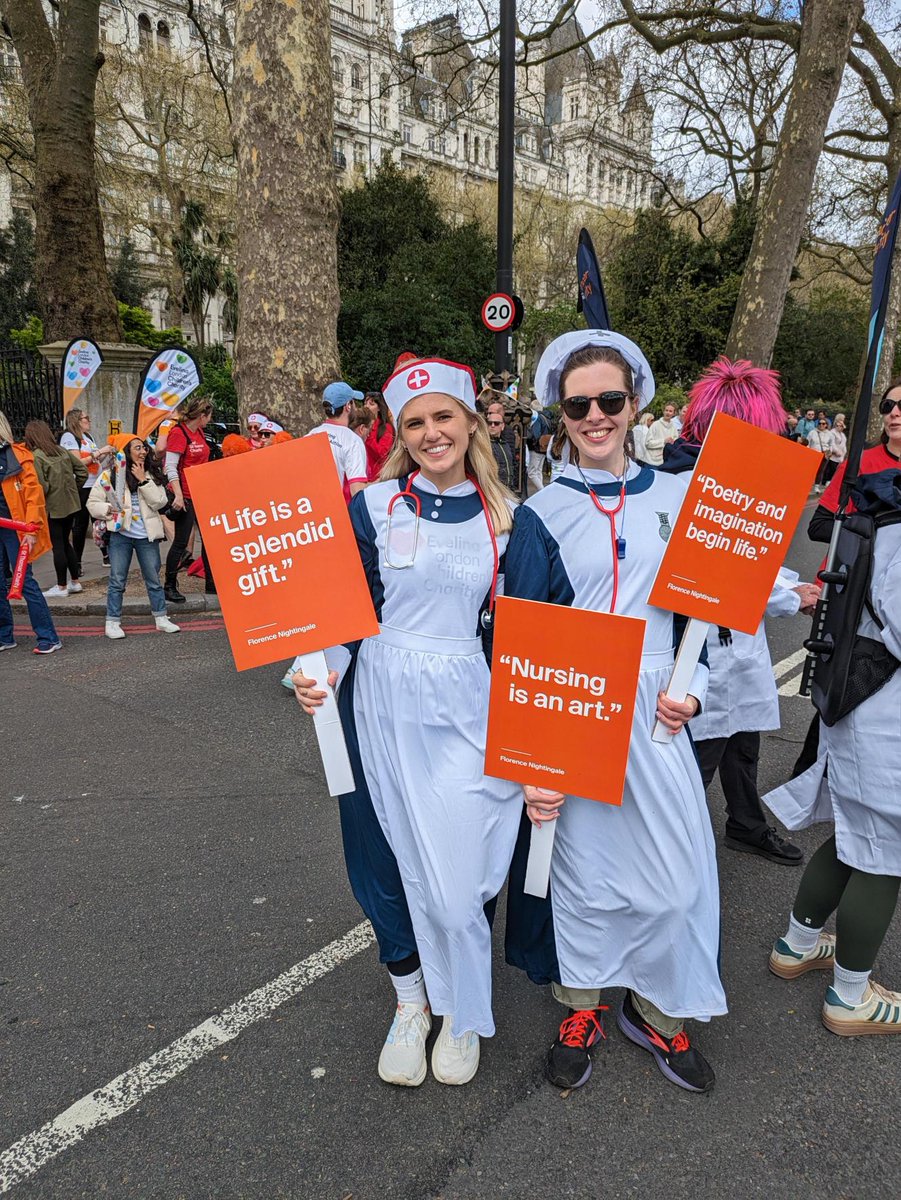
(481, 293, 516, 332)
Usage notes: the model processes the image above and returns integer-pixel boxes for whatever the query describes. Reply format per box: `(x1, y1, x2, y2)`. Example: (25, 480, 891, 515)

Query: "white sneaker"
(154, 615, 181, 633)
(105, 620, 126, 639)
(430, 1017, 480, 1085)
(42, 585, 68, 598)
(377, 1002, 431, 1087)
(67, 581, 83, 594)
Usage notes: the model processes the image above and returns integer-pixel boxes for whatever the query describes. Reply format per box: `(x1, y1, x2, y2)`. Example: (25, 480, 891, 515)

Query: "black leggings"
(793, 835, 901, 971)
(72, 488, 91, 567)
(165, 500, 215, 592)
(48, 514, 79, 586)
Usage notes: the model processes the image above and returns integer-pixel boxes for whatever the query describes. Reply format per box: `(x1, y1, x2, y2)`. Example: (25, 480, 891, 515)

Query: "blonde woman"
(60, 408, 113, 570)
(293, 357, 520, 1089)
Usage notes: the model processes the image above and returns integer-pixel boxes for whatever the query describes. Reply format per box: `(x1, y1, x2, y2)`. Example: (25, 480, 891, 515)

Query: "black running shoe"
(617, 992, 714, 1093)
(724, 826, 803, 865)
(545, 1007, 607, 1089)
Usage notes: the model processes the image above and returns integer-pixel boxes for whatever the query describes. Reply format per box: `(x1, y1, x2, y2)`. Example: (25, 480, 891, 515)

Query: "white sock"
(388, 967, 427, 1008)
(784, 914, 823, 954)
(832, 962, 870, 1006)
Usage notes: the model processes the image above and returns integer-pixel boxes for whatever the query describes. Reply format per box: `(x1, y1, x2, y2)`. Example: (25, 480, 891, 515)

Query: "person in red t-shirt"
(163, 396, 216, 603)
(809, 379, 901, 543)
(363, 391, 395, 481)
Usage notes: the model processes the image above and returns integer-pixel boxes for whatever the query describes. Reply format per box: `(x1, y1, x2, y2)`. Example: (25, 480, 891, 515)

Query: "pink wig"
(682, 357, 787, 444)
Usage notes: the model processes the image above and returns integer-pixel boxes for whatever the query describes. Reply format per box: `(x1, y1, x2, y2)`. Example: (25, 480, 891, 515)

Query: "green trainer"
(823, 981, 901, 1036)
(768, 933, 836, 979)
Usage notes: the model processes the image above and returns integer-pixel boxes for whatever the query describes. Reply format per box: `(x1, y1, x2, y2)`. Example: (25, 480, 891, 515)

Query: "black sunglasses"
(879, 396, 901, 415)
(561, 391, 630, 420)
(259, 430, 274, 438)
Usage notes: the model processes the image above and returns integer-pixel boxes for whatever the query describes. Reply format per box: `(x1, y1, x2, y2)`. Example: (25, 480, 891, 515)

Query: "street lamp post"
(494, 0, 515, 376)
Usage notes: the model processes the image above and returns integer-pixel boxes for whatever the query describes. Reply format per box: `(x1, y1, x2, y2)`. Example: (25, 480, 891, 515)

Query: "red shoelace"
(670, 1031, 690, 1053)
(559, 1007, 609, 1047)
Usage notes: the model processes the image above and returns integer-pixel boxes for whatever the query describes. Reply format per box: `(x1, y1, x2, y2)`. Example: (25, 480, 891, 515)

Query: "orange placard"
(186, 435, 379, 670)
(648, 412, 820, 635)
(485, 597, 645, 804)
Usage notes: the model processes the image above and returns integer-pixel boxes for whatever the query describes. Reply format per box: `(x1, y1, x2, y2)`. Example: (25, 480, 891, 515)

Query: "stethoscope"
(576, 457, 628, 614)
(384, 469, 500, 628)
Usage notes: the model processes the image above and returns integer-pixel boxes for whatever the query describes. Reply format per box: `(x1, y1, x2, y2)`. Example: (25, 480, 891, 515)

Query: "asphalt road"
(2, 498, 899, 1200)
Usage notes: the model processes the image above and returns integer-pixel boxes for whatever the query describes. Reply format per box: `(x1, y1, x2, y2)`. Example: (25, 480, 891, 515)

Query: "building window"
(156, 21, 170, 51)
(354, 142, 366, 167)
(381, 147, 392, 166)
(138, 12, 152, 49)
(331, 55, 344, 87)
(515, 131, 523, 150)
(427, 132, 436, 153)
(379, 103, 389, 128)
(379, 72, 390, 96)
(333, 138, 347, 170)
(351, 63, 363, 90)
(402, 124, 412, 145)
(474, 135, 480, 162)
(463, 131, 469, 160)
(485, 138, 491, 164)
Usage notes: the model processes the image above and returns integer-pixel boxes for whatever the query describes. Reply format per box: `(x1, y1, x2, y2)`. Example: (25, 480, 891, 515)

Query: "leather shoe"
(724, 827, 803, 865)
(164, 584, 187, 604)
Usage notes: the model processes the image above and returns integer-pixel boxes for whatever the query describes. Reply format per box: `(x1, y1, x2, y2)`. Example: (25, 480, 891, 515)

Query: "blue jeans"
(0, 524, 60, 649)
(107, 532, 167, 619)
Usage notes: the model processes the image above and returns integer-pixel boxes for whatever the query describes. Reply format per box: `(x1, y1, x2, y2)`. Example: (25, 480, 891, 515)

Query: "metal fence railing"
(0, 345, 61, 439)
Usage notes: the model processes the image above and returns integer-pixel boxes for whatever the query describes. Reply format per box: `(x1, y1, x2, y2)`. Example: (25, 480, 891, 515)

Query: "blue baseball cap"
(323, 381, 364, 413)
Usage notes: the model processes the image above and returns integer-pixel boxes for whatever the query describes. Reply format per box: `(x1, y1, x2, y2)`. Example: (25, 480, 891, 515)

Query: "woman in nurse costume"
(765, 464, 901, 1036)
(503, 330, 727, 1094)
(293, 357, 521, 1087)
(657, 359, 820, 866)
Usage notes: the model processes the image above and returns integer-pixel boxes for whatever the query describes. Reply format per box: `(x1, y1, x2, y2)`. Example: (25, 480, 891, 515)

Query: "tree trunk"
(2, 0, 122, 343)
(724, 0, 863, 364)
(232, 0, 340, 431)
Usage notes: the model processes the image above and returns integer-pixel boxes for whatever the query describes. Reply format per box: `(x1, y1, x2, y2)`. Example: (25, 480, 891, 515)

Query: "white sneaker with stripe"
(377, 1002, 431, 1086)
(769, 932, 836, 979)
(823, 980, 901, 1036)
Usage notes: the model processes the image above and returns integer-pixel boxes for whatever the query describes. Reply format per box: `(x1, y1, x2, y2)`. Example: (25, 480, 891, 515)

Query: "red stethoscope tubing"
(389, 470, 500, 619)
(587, 482, 626, 614)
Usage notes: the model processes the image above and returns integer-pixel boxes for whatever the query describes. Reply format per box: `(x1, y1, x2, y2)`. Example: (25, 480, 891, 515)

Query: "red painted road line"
(13, 618, 225, 637)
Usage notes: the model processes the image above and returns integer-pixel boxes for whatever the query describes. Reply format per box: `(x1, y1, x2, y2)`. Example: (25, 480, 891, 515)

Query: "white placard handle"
(652, 618, 709, 744)
(296, 649, 355, 797)
(524, 816, 558, 898)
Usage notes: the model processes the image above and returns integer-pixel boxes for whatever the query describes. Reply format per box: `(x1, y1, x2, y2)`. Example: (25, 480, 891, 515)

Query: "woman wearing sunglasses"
(503, 330, 726, 1095)
(809, 382, 901, 540)
(292, 357, 520, 1088)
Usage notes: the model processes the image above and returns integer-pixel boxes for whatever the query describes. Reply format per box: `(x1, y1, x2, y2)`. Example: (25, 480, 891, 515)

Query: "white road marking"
(771, 648, 809, 682)
(0, 921, 375, 1195)
(778, 674, 804, 696)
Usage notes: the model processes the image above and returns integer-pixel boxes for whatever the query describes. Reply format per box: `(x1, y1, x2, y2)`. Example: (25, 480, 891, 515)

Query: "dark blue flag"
(576, 227, 611, 330)
(842, 167, 901, 501)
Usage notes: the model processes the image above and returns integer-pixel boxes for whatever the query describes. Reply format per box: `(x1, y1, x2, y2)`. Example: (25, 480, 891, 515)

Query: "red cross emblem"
(407, 368, 431, 390)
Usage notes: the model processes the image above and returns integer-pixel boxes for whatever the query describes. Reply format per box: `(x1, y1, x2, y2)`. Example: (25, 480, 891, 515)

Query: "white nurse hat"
(382, 357, 478, 420)
(534, 330, 655, 411)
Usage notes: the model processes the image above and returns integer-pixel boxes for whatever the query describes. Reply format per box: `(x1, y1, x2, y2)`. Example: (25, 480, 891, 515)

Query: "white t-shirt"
(60, 431, 98, 488)
(306, 422, 367, 493)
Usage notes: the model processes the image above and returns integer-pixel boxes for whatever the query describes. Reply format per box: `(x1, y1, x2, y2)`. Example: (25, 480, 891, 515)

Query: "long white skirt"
(353, 624, 522, 1037)
(551, 649, 727, 1021)
(764, 671, 901, 876)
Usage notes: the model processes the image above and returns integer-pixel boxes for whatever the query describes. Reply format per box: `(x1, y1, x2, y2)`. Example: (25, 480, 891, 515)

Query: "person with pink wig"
(659, 357, 820, 864)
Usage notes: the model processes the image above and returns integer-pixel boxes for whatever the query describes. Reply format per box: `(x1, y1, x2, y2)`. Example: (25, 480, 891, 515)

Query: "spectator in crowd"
(644, 402, 679, 466)
(785, 414, 800, 440)
(60, 408, 113, 571)
(796, 408, 817, 440)
(363, 391, 395, 481)
(24, 420, 87, 598)
(154, 404, 184, 457)
(89, 433, 180, 640)
(350, 405, 375, 444)
(0, 410, 61, 654)
(525, 401, 552, 492)
(674, 402, 689, 432)
(807, 416, 833, 493)
(631, 412, 655, 463)
(824, 413, 847, 485)
(486, 400, 518, 491)
(163, 396, 216, 604)
(306, 382, 368, 501)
